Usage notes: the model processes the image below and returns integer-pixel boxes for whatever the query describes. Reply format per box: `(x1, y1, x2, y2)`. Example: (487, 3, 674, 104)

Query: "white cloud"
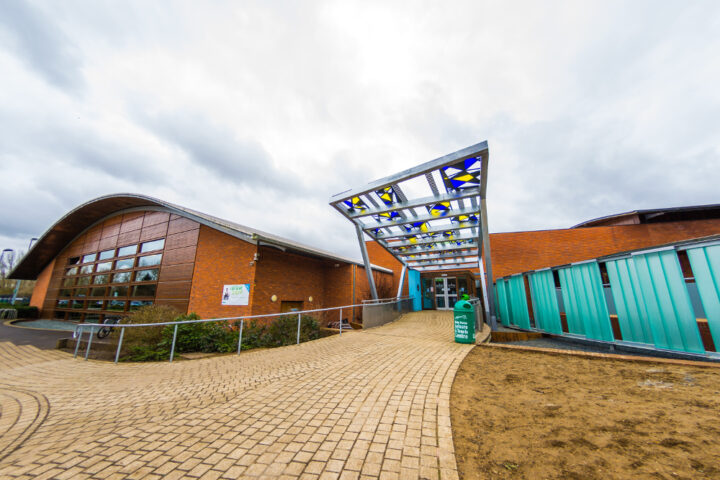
(1, 0, 719, 262)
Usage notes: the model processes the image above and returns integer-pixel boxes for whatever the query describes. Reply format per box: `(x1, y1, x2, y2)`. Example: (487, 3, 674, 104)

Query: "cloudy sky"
(1, 0, 719, 263)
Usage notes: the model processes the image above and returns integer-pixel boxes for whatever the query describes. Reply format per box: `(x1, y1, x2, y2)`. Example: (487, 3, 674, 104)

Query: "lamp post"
(1, 249, 14, 303)
(9, 238, 37, 305)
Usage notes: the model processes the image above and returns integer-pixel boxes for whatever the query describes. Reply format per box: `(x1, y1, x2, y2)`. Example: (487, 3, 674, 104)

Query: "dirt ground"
(451, 346, 720, 480)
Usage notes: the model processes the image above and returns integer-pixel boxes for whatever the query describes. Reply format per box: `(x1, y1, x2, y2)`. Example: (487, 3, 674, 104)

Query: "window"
(115, 258, 134, 270)
(74, 288, 88, 297)
(112, 272, 131, 283)
(129, 300, 153, 311)
(66, 267, 78, 276)
(135, 269, 159, 282)
(107, 300, 125, 311)
(77, 276, 91, 286)
(138, 254, 161, 267)
(57, 299, 69, 308)
(109, 286, 128, 297)
(88, 300, 103, 310)
(69, 312, 83, 321)
(80, 265, 94, 275)
(98, 249, 115, 260)
(71, 300, 84, 309)
(82, 253, 97, 263)
(59, 289, 72, 297)
(53, 311, 67, 320)
(93, 275, 109, 285)
(62, 278, 75, 288)
(141, 239, 165, 253)
(90, 287, 106, 297)
(96, 262, 112, 272)
(85, 314, 101, 322)
(117, 245, 137, 257)
(132, 284, 157, 297)
(68, 256, 80, 265)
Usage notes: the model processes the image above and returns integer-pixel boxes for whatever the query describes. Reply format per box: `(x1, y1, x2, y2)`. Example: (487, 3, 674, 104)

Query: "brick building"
(12, 194, 392, 324)
(366, 204, 720, 310)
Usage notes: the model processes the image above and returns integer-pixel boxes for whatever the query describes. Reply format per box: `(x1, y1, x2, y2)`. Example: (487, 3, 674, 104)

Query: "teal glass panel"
(558, 262, 613, 341)
(495, 279, 510, 327)
(686, 244, 720, 349)
(507, 275, 531, 329)
(605, 258, 654, 344)
(529, 270, 563, 334)
(631, 250, 704, 353)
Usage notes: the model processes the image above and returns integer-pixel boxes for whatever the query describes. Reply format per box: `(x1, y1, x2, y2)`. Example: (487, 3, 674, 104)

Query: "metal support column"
(396, 265, 407, 299)
(355, 225, 379, 299)
(480, 198, 498, 330)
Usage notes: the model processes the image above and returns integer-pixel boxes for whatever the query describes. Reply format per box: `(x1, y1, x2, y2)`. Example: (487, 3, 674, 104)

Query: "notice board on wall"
(221, 284, 250, 306)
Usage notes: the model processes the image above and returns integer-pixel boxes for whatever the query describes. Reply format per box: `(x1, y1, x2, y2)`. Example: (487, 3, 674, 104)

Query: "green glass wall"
(507, 275, 531, 329)
(631, 250, 704, 353)
(606, 257, 654, 344)
(558, 262, 614, 341)
(686, 244, 720, 349)
(495, 279, 510, 327)
(528, 270, 563, 334)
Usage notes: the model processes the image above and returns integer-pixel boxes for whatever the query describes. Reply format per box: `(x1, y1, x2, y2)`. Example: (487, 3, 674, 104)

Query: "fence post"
(169, 324, 178, 363)
(84, 327, 94, 361)
(73, 326, 83, 358)
(339, 308, 342, 335)
(237, 319, 244, 355)
(115, 327, 125, 364)
(297, 313, 301, 344)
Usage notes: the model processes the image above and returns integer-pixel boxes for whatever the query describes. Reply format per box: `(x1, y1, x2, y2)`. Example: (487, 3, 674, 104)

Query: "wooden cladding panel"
(156, 281, 193, 300)
(159, 263, 195, 282)
(154, 299, 190, 314)
(120, 214, 144, 233)
(168, 217, 200, 236)
(116, 229, 141, 247)
(163, 246, 197, 265)
(166, 229, 200, 251)
(139, 222, 168, 242)
(98, 235, 118, 251)
(143, 211, 170, 228)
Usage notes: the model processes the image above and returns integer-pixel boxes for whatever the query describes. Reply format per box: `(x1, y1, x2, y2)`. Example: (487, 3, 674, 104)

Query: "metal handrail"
(361, 296, 411, 305)
(72, 297, 408, 364)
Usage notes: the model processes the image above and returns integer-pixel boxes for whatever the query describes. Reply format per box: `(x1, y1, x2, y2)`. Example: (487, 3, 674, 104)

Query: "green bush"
(239, 315, 319, 350)
(115, 305, 179, 347)
(0, 304, 39, 318)
(159, 314, 237, 353)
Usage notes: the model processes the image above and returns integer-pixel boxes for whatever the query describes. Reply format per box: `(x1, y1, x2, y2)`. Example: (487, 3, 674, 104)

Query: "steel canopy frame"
(329, 141, 497, 328)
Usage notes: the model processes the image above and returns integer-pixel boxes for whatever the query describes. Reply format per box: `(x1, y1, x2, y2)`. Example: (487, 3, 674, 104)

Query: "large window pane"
(53, 311, 67, 320)
(82, 253, 97, 263)
(68, 257, 80, 265)
(117, 245, 137, 257)
(77, 276, 91, 286)
(96, 262, 112, 272)
(62, 278, 75, 287)
(112, 272, 131, 283)
(59, 289, 72, 297)
(132, 284, 157, 297)
(135, 269, 159, 282)
(57, 299, 69, 308)
(90, 287, 106, 297)
(109, 286, 128, 297)
(65, 267, 78, 276)
(80, 265, 94, 275)
(98, 249, 115, 260)
(71, 300, 84, 309)
(138, 254, 162, 267)
(93, 274, 109, 285)
(115, 258, 134, 270)
(107, 300, 126, 311)
(141, 239, 165, 253)
(129, 300, 153, 311)
(68, 312, 83, 321)
(74, 288, 88, 297)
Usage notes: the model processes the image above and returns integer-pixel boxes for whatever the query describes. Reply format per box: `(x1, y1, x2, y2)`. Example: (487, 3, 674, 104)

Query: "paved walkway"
(0, 311, 473, 480)
(1, 319, 69, 350)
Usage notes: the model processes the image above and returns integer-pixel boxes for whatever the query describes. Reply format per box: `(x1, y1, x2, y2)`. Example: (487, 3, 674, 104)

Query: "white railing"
(72, 297, 409, 364)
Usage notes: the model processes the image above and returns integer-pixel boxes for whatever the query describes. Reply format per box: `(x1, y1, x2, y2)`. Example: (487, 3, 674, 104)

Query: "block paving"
(0, 311, 472, 479)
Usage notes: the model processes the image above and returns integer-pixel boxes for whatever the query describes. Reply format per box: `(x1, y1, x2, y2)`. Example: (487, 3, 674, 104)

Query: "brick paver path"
(0, 311, 473, 480)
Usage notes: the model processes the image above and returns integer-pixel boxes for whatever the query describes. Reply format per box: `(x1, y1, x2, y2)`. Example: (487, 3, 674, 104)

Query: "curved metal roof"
(10, 193, 392, 279)
(572, 203, 720, 228)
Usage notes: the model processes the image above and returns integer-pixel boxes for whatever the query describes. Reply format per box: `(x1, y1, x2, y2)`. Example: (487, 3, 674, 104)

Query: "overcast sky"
(1, 0, 719, 264)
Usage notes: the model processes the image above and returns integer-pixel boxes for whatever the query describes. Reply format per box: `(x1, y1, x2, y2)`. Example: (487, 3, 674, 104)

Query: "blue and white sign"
(221, 284, 250, 306)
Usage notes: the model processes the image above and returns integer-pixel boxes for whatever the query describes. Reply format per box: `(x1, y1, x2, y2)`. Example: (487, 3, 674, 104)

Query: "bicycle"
(97, 316, 122, 339)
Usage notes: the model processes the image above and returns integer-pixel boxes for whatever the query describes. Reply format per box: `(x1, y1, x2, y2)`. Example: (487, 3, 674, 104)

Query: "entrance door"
(434, 277, 458, 309)
(421, 277, 434, 309)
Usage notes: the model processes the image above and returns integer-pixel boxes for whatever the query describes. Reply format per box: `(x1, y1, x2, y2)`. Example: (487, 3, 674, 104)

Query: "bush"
(159, 314, 237, 353)
(239, 315, 319, 350)
(114, 305, 179, 347)
(0, 304, 39, 318)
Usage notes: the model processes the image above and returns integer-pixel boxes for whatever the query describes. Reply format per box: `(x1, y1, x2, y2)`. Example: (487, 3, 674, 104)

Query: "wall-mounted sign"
(221, 284, 250, 306)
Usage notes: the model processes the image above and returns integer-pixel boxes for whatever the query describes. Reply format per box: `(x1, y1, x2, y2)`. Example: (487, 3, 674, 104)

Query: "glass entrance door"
(434, 277, 457, 309)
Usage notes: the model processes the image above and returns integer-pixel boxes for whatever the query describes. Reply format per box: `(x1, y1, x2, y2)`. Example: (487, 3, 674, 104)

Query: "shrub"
(159, 314, 237, 353)
(114, 305, 179, 347)
(0, 304, 39, 318)
(239, 315, 319, 350)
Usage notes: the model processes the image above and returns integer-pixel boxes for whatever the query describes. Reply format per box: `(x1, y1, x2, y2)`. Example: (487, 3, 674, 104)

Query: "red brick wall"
(30, 258, 54, 309)
(188, 225, 257, 318)
(364, 242, 406, 297)
(489, 218, 720, 280)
